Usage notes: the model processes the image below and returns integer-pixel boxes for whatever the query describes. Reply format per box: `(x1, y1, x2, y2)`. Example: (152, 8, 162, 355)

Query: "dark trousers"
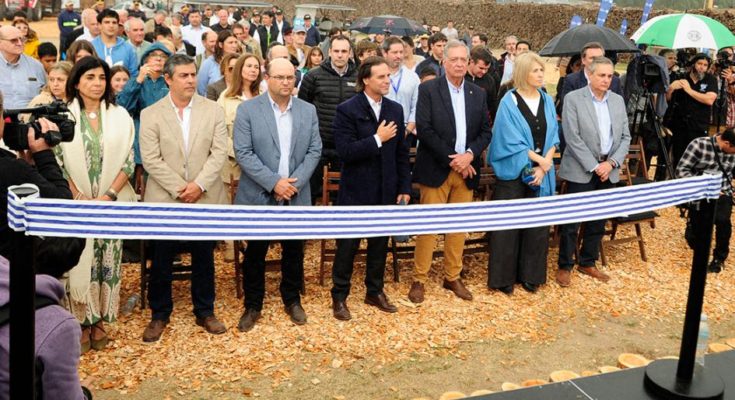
(558, 175, 615, 270)
(331, 236, 389, 301)
(671, 126, 707, 169)
(698, 194, 734, 261)
(488, 178, 549, 288)
(148, 240, 217, 321)
(243, 240, 304, 311)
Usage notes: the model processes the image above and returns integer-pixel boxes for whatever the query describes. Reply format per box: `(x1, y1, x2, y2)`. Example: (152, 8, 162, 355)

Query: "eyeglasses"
(269, 75, 296, 82)
(149, 54, 168, 61)
(1, 37, 26, 44)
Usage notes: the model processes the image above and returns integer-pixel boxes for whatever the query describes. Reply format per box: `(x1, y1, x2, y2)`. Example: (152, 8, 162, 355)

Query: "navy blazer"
(414, 77, 492, 190)
(558, 70, 623, 112)
(333, 93, 411, 206)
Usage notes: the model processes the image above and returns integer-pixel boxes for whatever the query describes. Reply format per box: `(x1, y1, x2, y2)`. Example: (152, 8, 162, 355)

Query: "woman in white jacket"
(55, 56, 136, 353)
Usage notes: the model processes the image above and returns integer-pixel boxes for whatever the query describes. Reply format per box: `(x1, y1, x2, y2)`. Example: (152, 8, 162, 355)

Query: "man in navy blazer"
(558, 42, 623, 112)
(409, 40, 492, 304)
(330, 56, 412, 321)
(233, 58, 322, 332)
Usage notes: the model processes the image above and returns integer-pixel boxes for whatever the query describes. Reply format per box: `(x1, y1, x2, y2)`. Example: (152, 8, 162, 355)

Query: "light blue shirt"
(268, 93, 293, 178)
(385, 65, 419, 125)
(0, 53, 46, 109)
(447, 77, 467, 154)
(197, 55, 222, 96)
(589, 86, 612, 155)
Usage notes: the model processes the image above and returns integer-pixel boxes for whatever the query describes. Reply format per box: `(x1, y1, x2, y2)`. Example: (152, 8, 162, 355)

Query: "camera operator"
(676, 128, 735, 273)
(665, 53, 717, 168)
(715, 47, 735, 128)
(0, 92, 72, 259)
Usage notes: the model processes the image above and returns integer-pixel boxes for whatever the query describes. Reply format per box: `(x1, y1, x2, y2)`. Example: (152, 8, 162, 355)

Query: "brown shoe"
(442, 279, 473, 301)
(195, 315, 227, 334)
(332, 300, 352, 321)
(237, 309, 261, 332)
(408, 281, 425, 304)
(365, 293, 398, 313)
(578, 266, 610, 283)
(142, 319, 168, 342)
(556, 269, 572, 287)
(80, 326, 91, 353)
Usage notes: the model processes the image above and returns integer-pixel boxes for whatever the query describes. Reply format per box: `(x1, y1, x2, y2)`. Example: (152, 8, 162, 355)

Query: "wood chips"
(78, 207, 735, 395)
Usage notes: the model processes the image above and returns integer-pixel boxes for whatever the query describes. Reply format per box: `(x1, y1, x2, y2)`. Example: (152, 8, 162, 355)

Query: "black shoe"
(495, 285, 514, 295)
(708, 259, 724, 273)
(237, 309, 261, 332)
(284, 302, 307, 325)
(521, 282, 539, 293)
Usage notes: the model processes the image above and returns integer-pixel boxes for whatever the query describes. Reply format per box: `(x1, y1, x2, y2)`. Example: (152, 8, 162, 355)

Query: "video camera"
(2, 101, 75, 151)
(715, 50, 734, 70)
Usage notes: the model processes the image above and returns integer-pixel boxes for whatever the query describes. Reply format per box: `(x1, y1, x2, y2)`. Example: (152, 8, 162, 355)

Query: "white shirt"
(441, 27, 458, 41)
(501, 57, 514, 84)
(276, 20, 285, 44)
(181, 24, 212, 55)
(447, 77, 467, 155)
(511, 93, 540, 117)
(385, 65, 420, 125)
(589, 86, 613, 155)
(268, 93, 293, 178)
(168, 94, 204, 190)
(365, 93, 384, 148)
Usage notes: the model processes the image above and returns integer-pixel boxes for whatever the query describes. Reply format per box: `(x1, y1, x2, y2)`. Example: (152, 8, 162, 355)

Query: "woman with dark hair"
(55, 56, 137, 353)
(197, 30, 241, 95)
(109, 65, 131, 95)
(66, 40, 99, 64)
(302, 45, 323, 74)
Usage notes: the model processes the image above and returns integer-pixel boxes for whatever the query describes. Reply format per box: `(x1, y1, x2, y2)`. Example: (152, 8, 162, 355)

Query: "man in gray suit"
(233, 58, 322, 332)
(557, 57, 631, 287)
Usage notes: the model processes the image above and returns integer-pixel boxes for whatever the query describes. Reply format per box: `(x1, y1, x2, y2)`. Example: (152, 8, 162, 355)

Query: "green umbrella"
(631, 13, 735, 49)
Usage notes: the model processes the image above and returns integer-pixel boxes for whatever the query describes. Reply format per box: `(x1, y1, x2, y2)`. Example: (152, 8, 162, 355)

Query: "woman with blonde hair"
(487, 51, 559, 295)
(12, 19, 40, 59)
(55, 56, 136, 352)
(28, 62, 73, 106)
(217, 53, 262, 261)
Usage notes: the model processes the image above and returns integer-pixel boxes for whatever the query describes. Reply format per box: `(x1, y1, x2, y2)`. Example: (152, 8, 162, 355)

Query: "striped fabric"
(8, 175, 722, 241)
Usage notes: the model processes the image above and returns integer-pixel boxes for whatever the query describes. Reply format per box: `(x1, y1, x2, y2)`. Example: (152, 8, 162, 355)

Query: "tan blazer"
(140, 94, 228, 205)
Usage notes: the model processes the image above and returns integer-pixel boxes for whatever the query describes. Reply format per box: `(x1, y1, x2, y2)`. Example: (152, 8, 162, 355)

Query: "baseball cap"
(283, 27, 293, 35)
(303, 14, 311, 19)
(293, 25, 306, 33)
(181, 5, 189, 11)
(95, 0, 104, 6)
(275, 8, 283, 14)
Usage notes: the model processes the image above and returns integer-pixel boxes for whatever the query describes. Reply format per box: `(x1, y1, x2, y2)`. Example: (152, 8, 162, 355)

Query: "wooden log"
(501, 382, 520, 391)
(581, 370, 598, 377)
(438, 392, 466, 400)
(599, 366, 621, 373)
(521, 379, 547, 387)
(470, 389, 494, 396)
(549, 370, 580, 382)
(725, 338, 735, 348)
(708, 343, 732, 353)
(618, 353, 649, 369)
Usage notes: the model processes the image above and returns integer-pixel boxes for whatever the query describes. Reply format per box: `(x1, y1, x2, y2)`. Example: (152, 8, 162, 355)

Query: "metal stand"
(644, 200, 725, 399)
(7, 186, 39, 400)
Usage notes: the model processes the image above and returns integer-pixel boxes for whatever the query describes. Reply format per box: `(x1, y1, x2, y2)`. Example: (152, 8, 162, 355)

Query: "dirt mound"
(278, 0, 735, 49)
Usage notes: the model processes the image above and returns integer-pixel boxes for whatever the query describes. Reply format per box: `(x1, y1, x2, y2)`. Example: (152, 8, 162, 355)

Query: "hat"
(275, 8, 283, 14)
(283, 27, 293, 35)
(65, 0, 74, 5)
(293, 25, 306, 33)
(181, 5, 189, 11)
(95, 0, 104, 5)
(419, 34, 429, 39)
(303, 13, 311, 19)
(253, 10, 260, 15)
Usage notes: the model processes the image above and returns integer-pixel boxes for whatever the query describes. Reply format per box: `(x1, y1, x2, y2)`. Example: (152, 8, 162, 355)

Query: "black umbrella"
(350, 15, 427, 36)
(539, 24, 639, 56)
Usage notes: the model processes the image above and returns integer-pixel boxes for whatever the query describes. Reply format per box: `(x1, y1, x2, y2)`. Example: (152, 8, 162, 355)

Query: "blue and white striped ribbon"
(7, 174, 722, 241)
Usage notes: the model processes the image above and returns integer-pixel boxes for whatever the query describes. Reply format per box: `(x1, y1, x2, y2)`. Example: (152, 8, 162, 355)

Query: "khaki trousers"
(413, 171, 474, 283)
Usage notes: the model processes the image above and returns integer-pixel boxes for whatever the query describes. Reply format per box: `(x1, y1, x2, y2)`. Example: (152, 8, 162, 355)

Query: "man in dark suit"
(256, 11, 279, 58)
(558, 42, 623, 111)
(408, 40, 492, 304)
(330, 56, 412, 321)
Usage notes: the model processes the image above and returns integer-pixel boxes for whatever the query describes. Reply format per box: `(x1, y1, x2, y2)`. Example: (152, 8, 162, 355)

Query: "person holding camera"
(676, 128, 735, 273)
(54, 56, 137, 353)
(1, 237, 93, 400)
(665, 53, 717, 168)
(0, 92, 72, 259)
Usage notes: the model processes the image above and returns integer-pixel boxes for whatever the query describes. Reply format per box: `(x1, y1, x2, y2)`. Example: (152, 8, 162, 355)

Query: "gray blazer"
(560, 87, 631, 184)
(233, 93, 322, 206)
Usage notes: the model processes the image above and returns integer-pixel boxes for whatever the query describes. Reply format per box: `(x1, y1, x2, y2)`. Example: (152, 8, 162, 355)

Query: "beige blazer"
(140, 94, 228, 205)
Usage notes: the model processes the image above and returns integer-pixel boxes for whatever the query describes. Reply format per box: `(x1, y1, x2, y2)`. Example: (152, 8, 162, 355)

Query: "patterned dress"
(56, 113, 134, 325)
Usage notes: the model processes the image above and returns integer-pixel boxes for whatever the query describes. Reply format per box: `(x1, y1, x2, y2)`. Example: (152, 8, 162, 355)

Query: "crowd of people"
(1, 3, 735, 398)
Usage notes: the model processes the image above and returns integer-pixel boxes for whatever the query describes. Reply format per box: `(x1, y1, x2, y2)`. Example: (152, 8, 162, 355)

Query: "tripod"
(630, 88, 676, 181)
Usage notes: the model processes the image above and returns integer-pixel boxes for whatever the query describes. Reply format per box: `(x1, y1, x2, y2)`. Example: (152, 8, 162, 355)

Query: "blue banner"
(570, 14, 582, 28)
(596, 0, 614, 26)
(620, 18, 628, 35)
(641, 0, 655, 24)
